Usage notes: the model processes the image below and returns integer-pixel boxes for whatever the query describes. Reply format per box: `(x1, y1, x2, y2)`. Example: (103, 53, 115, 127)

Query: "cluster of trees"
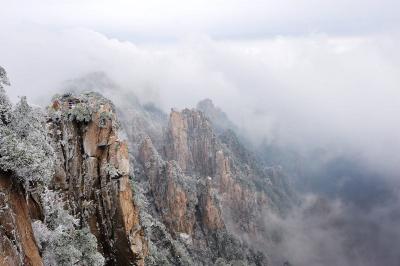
(33, 189, 105, 266)
(0, 66, 54, 187)
(0, 67, 104, 265)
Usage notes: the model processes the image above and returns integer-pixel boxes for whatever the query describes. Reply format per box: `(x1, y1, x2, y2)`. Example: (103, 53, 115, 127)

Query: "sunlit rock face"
(0, 172, 43, 266)
(47, 92, 147, 265)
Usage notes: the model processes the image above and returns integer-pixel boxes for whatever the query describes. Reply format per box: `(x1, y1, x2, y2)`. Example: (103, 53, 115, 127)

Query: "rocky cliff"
(164, 109, 217, 177)
(126, 97, 294, 265)
(0, 68, 45, 266)
(0, 90, 148, 266)
(47, 92, 147, 265)
(0, 172, 42, 266)
(0, 70, 294, 265)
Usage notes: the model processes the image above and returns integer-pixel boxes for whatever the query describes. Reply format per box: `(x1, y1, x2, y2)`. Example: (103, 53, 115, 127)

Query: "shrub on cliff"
(32, 189, 105, 266)
(0, 67, 54, 187)
(0, 66, 12, 124)
(49, 91, 119, 129)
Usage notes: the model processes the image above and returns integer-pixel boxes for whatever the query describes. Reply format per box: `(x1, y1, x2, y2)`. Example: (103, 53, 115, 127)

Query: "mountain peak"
(196, 98, 237, 133)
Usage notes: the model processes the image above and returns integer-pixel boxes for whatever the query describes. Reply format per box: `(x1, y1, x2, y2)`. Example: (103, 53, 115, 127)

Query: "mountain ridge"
(0, 70, 295, 266)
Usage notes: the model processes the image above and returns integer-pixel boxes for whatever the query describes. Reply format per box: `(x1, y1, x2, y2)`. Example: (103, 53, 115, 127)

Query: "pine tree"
(32, 189, 105, 266)
(0, 66, 12, 124)
(0, 66, 104, 265)
(0, 66, 54, 187)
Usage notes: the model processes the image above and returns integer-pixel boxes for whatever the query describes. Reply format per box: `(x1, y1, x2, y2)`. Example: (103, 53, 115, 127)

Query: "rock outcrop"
(0, 70, 295, 265)
(196, 98, 237, 133)
(138, 132, 266, 265)
(164, 109, 217, 177)
(0, 172, 43, 266)
(133, 104, 283, 265)
(139, 137, 198, 237)
(47, 92, 147, 265)
(163, 108, 271, 237)
(0, 91, 148, 266)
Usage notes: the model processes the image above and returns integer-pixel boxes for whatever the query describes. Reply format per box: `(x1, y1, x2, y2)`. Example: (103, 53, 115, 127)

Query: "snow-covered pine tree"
(0, 66, 12, 124)
(0, 95, 55, 187)
(0, 66, 104, 265)
(0, 66, 54, 187)
(32, 189, 105, 266)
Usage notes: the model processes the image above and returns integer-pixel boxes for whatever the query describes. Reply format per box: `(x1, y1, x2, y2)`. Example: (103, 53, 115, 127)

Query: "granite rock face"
(162, 107, 272, 238)
(138, 130, 265, 265)
(164, 109, 217, 177)
(0, 172, 43, 266)
(0, 69, 294, 265)
(196, 98, 237, 133)
(0, 91, 148, 266)
(127, 97, 296, 265)
(48, 93, 147, 265)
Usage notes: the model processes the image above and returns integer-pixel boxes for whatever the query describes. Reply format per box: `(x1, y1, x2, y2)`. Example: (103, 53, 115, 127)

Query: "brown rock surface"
(198, 178, 224, 231)
(164, 109, 217, 176)
(0, 172, 43, 266)
(139, 137, 197, 236)
(48, 94, 147, 265)
(163, 108, 269, 237)
(137, 108, 270, 264)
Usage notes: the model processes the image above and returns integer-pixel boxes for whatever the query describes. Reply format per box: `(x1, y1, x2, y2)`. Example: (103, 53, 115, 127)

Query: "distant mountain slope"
(0, 70, 296, 266)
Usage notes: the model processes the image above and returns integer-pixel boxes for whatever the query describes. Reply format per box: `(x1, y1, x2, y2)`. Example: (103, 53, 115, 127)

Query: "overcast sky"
(2, 3, 400, 265)
(1, 0, 400, 177)
(2, 0, 400, 39)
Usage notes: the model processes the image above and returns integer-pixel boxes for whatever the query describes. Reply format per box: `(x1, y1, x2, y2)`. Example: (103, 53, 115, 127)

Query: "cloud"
(1, 2, 400, 263)
(265, 193, 400, 266)
(1, 0, 399, 41)
(0, 24, 400, 178)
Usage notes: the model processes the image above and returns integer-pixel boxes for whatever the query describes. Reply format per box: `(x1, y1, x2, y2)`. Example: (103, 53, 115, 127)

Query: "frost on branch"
(48, 91, 120, 129)
(102, 163, 122, 178)
(0, 93, 55, 187)
(0, 66, 54, 187)
(0, 66, 12, 124)
(32, 189, 105, 266)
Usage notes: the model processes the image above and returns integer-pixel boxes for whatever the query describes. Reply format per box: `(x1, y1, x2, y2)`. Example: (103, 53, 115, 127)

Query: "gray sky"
(1, 0, 400, 176)
(2, 0, 400, 39)
(2, 3, 400, 264)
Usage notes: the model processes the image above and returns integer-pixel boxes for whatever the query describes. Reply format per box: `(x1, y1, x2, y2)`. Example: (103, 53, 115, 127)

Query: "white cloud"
(1, 25, 399, 177)
(1, 2, 399, 262)
(265, 194, 400, 266)
(1, 0, 399, 40)
(0, 1, 399, 177)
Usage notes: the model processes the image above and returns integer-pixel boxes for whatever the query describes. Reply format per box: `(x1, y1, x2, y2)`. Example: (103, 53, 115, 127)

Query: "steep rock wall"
(162, 108, 270, 238)
(138, 114, 268, 265)
(164, 109, 217, 177)
(0, 172, 43, 266)
(48, 93, 147, 265)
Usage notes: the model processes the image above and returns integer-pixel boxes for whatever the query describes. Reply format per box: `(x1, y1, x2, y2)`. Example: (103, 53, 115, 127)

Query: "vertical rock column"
(164, 109, 217, 177)
(49, 95, 147, 265)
